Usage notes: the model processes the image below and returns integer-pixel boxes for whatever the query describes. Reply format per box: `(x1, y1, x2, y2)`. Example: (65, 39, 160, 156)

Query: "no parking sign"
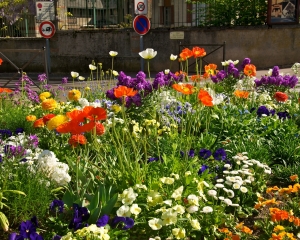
(133, 15, 151, 35)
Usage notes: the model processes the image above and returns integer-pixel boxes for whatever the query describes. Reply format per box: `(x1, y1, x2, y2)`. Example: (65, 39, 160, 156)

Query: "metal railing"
(0, 0, 271, 38)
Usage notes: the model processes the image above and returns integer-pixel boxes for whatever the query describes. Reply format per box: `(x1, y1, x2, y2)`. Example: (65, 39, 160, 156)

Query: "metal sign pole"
(140, 35, 144, 72)
(46, 39, 51, 74)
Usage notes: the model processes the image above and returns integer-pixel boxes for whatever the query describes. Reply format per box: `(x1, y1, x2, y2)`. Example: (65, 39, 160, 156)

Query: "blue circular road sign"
(133, 15, 151, 35)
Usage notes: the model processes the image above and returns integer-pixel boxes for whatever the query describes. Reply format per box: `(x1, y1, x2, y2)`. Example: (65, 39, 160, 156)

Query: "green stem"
(148, 59, 151, 81)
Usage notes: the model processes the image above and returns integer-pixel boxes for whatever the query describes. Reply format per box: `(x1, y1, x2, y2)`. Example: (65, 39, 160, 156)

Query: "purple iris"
(198, 165, 209, 175)
(96, 214, 110, 227)
(49, 199, 64, 213)
(0, 129, 12, 138)
(213, 148, 227, 161)
(199, 149, 212, 159)
(111, 216, 134, 230)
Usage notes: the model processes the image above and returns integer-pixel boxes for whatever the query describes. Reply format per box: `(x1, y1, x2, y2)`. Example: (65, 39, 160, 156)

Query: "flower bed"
(1, 49, 300, 240)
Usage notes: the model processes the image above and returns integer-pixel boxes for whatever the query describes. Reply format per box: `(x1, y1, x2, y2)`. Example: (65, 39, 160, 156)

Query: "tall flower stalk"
(139, 48, 157, 81)
(109, 51, 118, 87)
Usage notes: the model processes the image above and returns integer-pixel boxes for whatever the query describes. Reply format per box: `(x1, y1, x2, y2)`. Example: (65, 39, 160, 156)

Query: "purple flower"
(31, 216, 38, 227)
(257, 106, 271, 117)
(111, 216, 134, 230)
(9, 233, 24, 240)
(198, 165, 209, 175)
(29, 134, 39, 148)
(180, 149, 195, 158)
(272, 66, 280, 77)
(49, 199, 64, 213)
(106, 88, 117, 100)
(19, 220, 36, 238)
(96, 214, 110, 227)
(199, 149, 212, 159)
(61, 77, 68, 84)
(38, 73, 47, 82)
(277, 111, 290, 120)
(29, 232, 44, 240)
(0, 129, 12, 138)
(68, 204, 90, 230)
(240, 58, 251, 70)
(52, 235, 62, 240)
(15, 128, 24, 134)
(213, 148, 227, 161)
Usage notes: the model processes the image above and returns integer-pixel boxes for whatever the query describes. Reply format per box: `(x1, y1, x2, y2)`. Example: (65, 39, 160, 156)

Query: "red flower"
(43, 114, 56, 123)
(69, 134, 87, 147)
(198, 89, 213, 106)
(0, 58, 3, 65)
(274, 92, 288, 102)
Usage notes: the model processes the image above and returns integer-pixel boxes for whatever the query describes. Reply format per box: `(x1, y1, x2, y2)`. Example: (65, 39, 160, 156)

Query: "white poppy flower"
(170, 54, 177, 61)
(109, 51, 118, 57)
(201, 206, 213, 213)
(139, 48, 157, 59)
(71, 71, 79, 78)
(89, 64, 97, 70)
(78, 76, 85, 81)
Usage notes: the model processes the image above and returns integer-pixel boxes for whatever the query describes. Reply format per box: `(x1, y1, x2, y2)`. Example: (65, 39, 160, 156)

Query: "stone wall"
(1, 25, 300, 75)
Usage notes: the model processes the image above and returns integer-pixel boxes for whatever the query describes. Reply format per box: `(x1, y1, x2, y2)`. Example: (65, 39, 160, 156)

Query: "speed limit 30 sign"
(39, 21, 56, 38)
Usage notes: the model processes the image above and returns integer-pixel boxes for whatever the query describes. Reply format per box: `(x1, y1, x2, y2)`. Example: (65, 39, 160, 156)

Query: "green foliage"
(186, 0, 268, 27)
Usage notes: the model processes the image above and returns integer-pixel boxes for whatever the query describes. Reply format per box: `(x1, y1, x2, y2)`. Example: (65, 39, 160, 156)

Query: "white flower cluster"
(116, 187, 142, 218)
(61, 224, 110, 240)
(37, 150, 71, 186)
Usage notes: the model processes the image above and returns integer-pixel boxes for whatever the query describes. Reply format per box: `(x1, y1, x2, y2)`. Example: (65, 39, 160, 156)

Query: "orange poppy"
(290, 174, 298, 181)
(192, 46, 206, 58)
(43, 114, 56, 123)
(205, 64, 218, 76)
(191, 75, 201, 82)
(69, 134, 87, 147)
(198, 89, 213, 106)
(231, 235, 241, 240)
(57, 119, 95, 135)
(244, 64, 256, 77)
(114, 85, 138, 98)
(179, 48, 193, 60)
(33, 118, 45, 128)
(274, 92, 288, 102)
(234, 90, 249, 99)
(172, 83, 194, 94)
(0, 58, 3, 65)
(0, 88, 13, 93)
(174, 71, 187, 77)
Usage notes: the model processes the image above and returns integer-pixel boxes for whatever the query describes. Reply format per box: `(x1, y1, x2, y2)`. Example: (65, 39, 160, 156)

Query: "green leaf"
(3, 190, 26, 196)
(88, 207, 101, 224)
(62, 190, 75, 208)
(88, 190, 100, 211)
(100, 193, 118, 216)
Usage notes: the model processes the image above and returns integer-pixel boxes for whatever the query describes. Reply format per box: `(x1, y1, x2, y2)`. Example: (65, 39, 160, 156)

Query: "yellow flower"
(68, 89, 81, 101)
(273, 225, 285, 232)
(41, 98, 57, 111)
(39, 92, 51, 101)
(171, 186, 184, 200)
(47, 115, 69, 130)
(172, 228, 186, 239)
(112, 104, 121, 113)
(26, 115, 37, 122)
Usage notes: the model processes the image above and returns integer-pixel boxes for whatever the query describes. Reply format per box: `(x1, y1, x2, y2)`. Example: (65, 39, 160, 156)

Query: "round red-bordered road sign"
(39, 21, 56, 38)
(133, 15, 150, 35)
(137, 2, 145, 11)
